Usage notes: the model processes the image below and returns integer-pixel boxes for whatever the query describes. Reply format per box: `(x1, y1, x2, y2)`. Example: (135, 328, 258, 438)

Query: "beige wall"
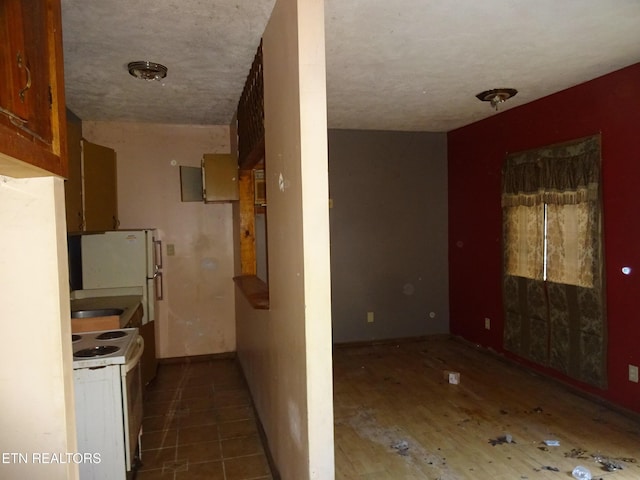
(83, 122, 236, 358)
(0, 175, 78, 479)
(236, 0, 334, 479)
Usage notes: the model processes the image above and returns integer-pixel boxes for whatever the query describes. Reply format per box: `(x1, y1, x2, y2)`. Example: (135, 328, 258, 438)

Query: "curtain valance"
(502, 135, 600, 207)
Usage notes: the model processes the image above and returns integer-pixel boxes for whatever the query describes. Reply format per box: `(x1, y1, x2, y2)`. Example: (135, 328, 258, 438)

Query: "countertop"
(70, 294, 143, 329)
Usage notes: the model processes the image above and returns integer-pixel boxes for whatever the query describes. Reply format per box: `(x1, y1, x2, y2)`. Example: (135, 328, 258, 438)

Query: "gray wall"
(328, 129, 449, 343)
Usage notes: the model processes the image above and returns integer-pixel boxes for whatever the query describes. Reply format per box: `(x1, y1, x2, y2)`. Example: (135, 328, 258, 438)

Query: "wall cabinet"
(0, 0, 67, 177)
(64, 137, 119, 232)
(202, 153, 239, 202)
(65, 110, 83, 230)
(83, 139, 119, 231)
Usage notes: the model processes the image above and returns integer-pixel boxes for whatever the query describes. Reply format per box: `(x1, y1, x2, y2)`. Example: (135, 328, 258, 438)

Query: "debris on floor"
(593, 454, 624, 471)
(525, 406, 546, 414)
(616, 456, 637, 463)
(541, 465, 560, 472)
(571, 465, 592, 479)
(544, 439, 560, 446)
(488, 434, 515, 446)
(565, 447, 589, 459)
(391, 440, 410, 456)
(443, 370, 460, 384)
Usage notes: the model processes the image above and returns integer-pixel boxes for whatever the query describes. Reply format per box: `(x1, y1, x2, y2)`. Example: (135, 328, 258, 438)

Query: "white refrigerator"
(80, 229, 163, 325)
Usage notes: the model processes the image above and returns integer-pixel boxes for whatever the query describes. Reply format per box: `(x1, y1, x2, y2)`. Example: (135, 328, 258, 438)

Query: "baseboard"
(333, 333, 451, 349)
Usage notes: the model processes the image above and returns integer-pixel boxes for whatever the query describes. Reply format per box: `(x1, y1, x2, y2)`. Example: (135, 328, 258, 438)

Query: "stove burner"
(96, 331, 127, 340)
(72, 335, 81, 342)
(74, 345, 120, 358)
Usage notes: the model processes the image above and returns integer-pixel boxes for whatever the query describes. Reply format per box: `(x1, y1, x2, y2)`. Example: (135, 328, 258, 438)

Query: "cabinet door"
(202, 153, 239, 202)
(65, 111, 83, 231)
(83, 139, 119, 231)
(0, 0, 67, 177)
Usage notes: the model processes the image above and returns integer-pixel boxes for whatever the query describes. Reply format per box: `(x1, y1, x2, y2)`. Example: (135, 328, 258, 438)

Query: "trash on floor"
(565, 448, 589, 459)
(541, 465, 560, 471)
(544, 439, 560, 446)
(616, 457, 637, 463)
(443, 370, 460, 384)
(571, 465, 592, 479)
(391, 440, 410, 456)
(488, 434, 515, 446)
(593, 454, 624, 472)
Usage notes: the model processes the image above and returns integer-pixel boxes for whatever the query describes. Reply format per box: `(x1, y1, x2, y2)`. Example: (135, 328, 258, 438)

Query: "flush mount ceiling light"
(475, 88, 518, 110)
(127, 61, 168, 81)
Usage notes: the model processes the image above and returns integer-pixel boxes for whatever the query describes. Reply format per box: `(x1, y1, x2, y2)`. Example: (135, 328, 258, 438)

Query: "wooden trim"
(237, 41, 264, 167)
(239, 169, 256, 275)
(239, 136, 265, 171)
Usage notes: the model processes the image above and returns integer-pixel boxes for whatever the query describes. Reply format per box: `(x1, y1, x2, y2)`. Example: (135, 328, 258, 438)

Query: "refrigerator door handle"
(155, 271, 163, 301)
(153, 238, 163, 270)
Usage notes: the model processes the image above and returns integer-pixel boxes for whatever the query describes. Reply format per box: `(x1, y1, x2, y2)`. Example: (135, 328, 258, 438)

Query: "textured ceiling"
(61, 0, 640, 132)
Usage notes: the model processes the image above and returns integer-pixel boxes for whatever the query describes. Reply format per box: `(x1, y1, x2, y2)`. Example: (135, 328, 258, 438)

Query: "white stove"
(72, 328, 139, 368)
(72, 328, 144, 479)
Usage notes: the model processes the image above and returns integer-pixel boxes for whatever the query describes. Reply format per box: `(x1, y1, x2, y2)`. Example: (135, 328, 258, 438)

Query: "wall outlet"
(367, 311, 374, 323)
(484, 317, 491, 330)
(629, 364, 639, 383)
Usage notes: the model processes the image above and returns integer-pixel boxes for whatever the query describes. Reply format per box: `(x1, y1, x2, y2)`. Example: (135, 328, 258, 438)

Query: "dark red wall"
(448, 62, 640, 413)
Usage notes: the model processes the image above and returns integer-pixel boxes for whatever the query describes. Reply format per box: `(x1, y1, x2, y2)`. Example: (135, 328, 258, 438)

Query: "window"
(502, 135, 606, 388)
(504, 201, 595, 288)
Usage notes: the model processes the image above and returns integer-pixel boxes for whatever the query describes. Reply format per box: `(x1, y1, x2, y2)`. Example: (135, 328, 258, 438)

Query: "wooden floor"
(333, 336, 640, 480)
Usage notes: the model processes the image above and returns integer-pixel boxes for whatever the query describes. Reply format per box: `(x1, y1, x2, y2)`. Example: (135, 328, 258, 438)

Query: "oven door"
(121, 335, 144, 471)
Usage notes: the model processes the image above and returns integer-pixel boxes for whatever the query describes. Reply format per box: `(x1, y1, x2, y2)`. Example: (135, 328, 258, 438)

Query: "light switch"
(167, 244, 175, 256)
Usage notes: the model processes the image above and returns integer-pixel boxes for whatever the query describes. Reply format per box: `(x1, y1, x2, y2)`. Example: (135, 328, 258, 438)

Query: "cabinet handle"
(17, 52, 32, 103)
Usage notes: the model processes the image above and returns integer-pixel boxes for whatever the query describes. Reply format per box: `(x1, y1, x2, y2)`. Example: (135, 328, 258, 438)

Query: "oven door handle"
(125, 336, 145, 373)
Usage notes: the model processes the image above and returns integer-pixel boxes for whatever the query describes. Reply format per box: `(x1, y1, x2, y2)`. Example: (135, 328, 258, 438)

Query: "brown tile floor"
(136, 358, 273, 480)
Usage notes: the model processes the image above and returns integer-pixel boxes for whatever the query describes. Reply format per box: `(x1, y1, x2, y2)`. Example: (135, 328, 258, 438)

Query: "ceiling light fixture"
(475, 88, 518, 110)
(127, 61, 168, 81)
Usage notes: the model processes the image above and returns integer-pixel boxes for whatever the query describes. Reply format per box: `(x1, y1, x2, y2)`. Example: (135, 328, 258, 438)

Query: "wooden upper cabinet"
(0, 0, 68, 177)
(64, 134, 119, 233)
(202, 154, 239, 202)
(82, 139, 118, 232)
(64, 110, 83, 231)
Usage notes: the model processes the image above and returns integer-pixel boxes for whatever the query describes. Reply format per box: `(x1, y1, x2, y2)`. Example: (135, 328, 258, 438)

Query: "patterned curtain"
(546, 203, 595, 287)
(502, 135, 606, 388)
(504, 204, 544, 280)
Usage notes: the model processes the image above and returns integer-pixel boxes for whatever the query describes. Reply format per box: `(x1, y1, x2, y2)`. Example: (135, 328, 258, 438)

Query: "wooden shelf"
(233, 274, 269, 310)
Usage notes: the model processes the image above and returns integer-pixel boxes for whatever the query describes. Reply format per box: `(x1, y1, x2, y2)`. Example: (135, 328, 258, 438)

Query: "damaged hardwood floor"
(333, 335, 640, 480)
